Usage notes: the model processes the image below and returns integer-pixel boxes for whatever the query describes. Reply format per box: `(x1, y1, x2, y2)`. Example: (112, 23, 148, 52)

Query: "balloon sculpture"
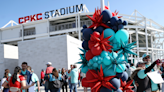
(77, 8, 137, 92)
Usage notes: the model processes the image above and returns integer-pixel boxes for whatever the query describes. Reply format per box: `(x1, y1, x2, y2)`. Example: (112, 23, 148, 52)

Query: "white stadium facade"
(0, 3, 164, 78)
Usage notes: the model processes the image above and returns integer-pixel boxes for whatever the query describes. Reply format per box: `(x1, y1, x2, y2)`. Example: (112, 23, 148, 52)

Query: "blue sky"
(0, 0, 164, 28)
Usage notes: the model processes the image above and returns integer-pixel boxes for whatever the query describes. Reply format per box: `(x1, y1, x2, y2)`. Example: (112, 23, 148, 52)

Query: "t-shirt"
(46, 66, 54, 74)
(41, 71, 45, 79)
(6, 74, 25, 92)
(29, 73, 39, 92)
(21, 70, 27, 75)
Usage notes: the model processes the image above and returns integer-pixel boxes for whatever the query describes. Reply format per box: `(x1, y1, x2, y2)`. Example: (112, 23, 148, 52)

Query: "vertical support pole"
(76, 14, 78, 32)
(151, 33, 154, 61)
(0, 29, 2, 44)
(129, 28, 133, 63)
(78, 13, 81, 40)
(21, 24, 24, 41)
(145, 18, 148, 55)
(136, 28, 139, 62)
(101, 0, 105, 12)
(108, 1, 110, 10)
(47, 19, 50, 37)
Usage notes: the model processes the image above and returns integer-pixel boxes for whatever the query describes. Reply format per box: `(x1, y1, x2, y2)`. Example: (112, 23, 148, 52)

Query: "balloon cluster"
(77, 8, 137, 92)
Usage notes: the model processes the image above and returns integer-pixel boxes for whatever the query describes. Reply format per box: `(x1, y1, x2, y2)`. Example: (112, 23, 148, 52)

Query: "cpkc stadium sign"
(18, 4, 83, 24)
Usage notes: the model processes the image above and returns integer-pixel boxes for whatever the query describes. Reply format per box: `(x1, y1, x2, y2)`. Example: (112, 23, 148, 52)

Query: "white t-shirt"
(1, 78, 6, 90)
(28, 73, 39, 92)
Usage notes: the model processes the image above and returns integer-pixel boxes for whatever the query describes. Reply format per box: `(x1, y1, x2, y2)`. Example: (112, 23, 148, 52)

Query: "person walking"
(43, 62, 54, 92)
(49, 68, 62, 92)
(1, 66, 34, 92)
(40, 69, 45, 86)
(61, 68, 68, 92)
(160, 62, 164, 92)
(67, 65, 78, 92)
(27, 66, 40, 92)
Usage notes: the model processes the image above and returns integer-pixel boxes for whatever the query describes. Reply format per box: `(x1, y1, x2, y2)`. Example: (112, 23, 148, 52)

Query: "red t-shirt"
(46, 66, 54, 74)
(78, 73, 81, 80)
(6, 74, 25, 92)
(41, 71, 45, 79)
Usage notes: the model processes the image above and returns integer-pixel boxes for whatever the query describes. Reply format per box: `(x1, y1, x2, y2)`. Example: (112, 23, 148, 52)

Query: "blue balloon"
(106, 23, 112, 28)
(116, 64, 126, 73)
(117, 19, 123, 24)
(109, 52, 118, 58)
(82, 40, 89, 50)
(110, 16, 118, 25)
(98, 60, 102, 64)
(95, 26, 104, 34)
(98, 56, 103, 61)
(118, 24, 124, 30)
(87, 63, 91, 67)
(116, 89, 123, 92)
(93, 63, 98, 68)
(112, 26, 118, 32)
(100, 51, 108, 57)
(100, 87, 112, 92)
(113, 43, 118, 49)
(112, 38, 118, 44)
(104, 28, 115, 41)
(98, 63, 106, 70)
(83, 25, 87, 28)
(109, 78, 121, 91)
(81, 66, 89, 73)
(83, 28, 93, 40)
(116, 72, 123, 78)
(103, 56, 111, 65)
(101, 10, 112, 23)
(89, 59, 94, 65)
(115, 29, 129, 44)
(93, 56, 98, 62)
(103, 67, 116, 77)
(121, 72, 128, 81)
(123, 21, 128, 25)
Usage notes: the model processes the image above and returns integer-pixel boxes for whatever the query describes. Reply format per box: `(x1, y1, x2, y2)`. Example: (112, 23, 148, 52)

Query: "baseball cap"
(136, 61, 145, 67)
(142, 53, 151, 59)
(46, 62, 52, 65)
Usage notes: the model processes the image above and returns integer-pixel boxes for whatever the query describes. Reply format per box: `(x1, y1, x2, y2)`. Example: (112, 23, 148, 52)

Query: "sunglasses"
(144, 57, 150, 59)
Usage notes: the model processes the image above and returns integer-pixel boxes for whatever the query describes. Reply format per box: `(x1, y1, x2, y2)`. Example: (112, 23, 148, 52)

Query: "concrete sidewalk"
(39, 86, 91, 92)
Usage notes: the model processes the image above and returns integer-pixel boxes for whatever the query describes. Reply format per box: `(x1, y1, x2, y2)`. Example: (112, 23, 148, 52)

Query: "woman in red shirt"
(2, 66, 34, 92)
(40, 69, 45, 86)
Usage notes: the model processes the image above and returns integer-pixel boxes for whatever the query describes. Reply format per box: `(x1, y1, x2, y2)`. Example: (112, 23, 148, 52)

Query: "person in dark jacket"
(131, 59, 162, 92)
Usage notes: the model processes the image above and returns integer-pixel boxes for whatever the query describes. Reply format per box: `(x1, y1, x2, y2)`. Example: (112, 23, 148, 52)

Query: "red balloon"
(93, 32, 100, 38)
(90, 36, 95, 41)
(91, 46, 102, 56)
(82, 78, 90, 87)
(86, 70, 97, 80)
(88, 40, 96, 49)
(85, 50, 94, 61)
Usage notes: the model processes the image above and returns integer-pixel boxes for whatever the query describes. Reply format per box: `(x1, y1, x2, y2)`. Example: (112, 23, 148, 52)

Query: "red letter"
(30, 14, 36, 22)
(19, 17, 24, 24)
(24, 16, 30, 23)
(36, 13, 42, 20)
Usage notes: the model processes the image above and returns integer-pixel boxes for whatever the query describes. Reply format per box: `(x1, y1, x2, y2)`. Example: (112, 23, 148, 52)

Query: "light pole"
(101, 0, 105, 12)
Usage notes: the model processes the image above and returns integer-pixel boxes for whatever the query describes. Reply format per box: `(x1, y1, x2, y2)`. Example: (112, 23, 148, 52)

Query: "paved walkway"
(40, 86, 91, 92)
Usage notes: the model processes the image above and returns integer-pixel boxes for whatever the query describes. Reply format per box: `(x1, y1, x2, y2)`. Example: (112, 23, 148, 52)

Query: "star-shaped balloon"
(83, 65, 116, 92)
(90, 31, 113, 52)
(86, 8, 110, 29)
(114, 40, 137, 62)
(112, 10, 122, 18)
(120, 79, 134, 92)
(76, 48, 87, 68)
(107, 51, 126, 73)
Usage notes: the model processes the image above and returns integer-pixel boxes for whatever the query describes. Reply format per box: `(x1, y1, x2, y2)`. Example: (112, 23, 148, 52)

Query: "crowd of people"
(1, 53, 164, 92)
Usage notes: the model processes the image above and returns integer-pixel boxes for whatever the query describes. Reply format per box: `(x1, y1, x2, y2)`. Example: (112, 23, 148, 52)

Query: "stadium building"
(0, 3, 164, 78)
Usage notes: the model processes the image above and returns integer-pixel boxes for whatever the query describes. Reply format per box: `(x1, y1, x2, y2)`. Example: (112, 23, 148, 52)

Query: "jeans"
(62, 82, 68, 92)
(50, 88, 60, 92)
(78, 80, 80, 87)
(68, 79, 71, 89)
(70, 83, 77, 92)
(162, 83, 164, 92)
(45, 81, 50, 92)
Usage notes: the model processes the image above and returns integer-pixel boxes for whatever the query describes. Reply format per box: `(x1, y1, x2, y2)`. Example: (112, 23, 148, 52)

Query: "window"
(20, 28, 35, 37)
(72, 23, 76, 28)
